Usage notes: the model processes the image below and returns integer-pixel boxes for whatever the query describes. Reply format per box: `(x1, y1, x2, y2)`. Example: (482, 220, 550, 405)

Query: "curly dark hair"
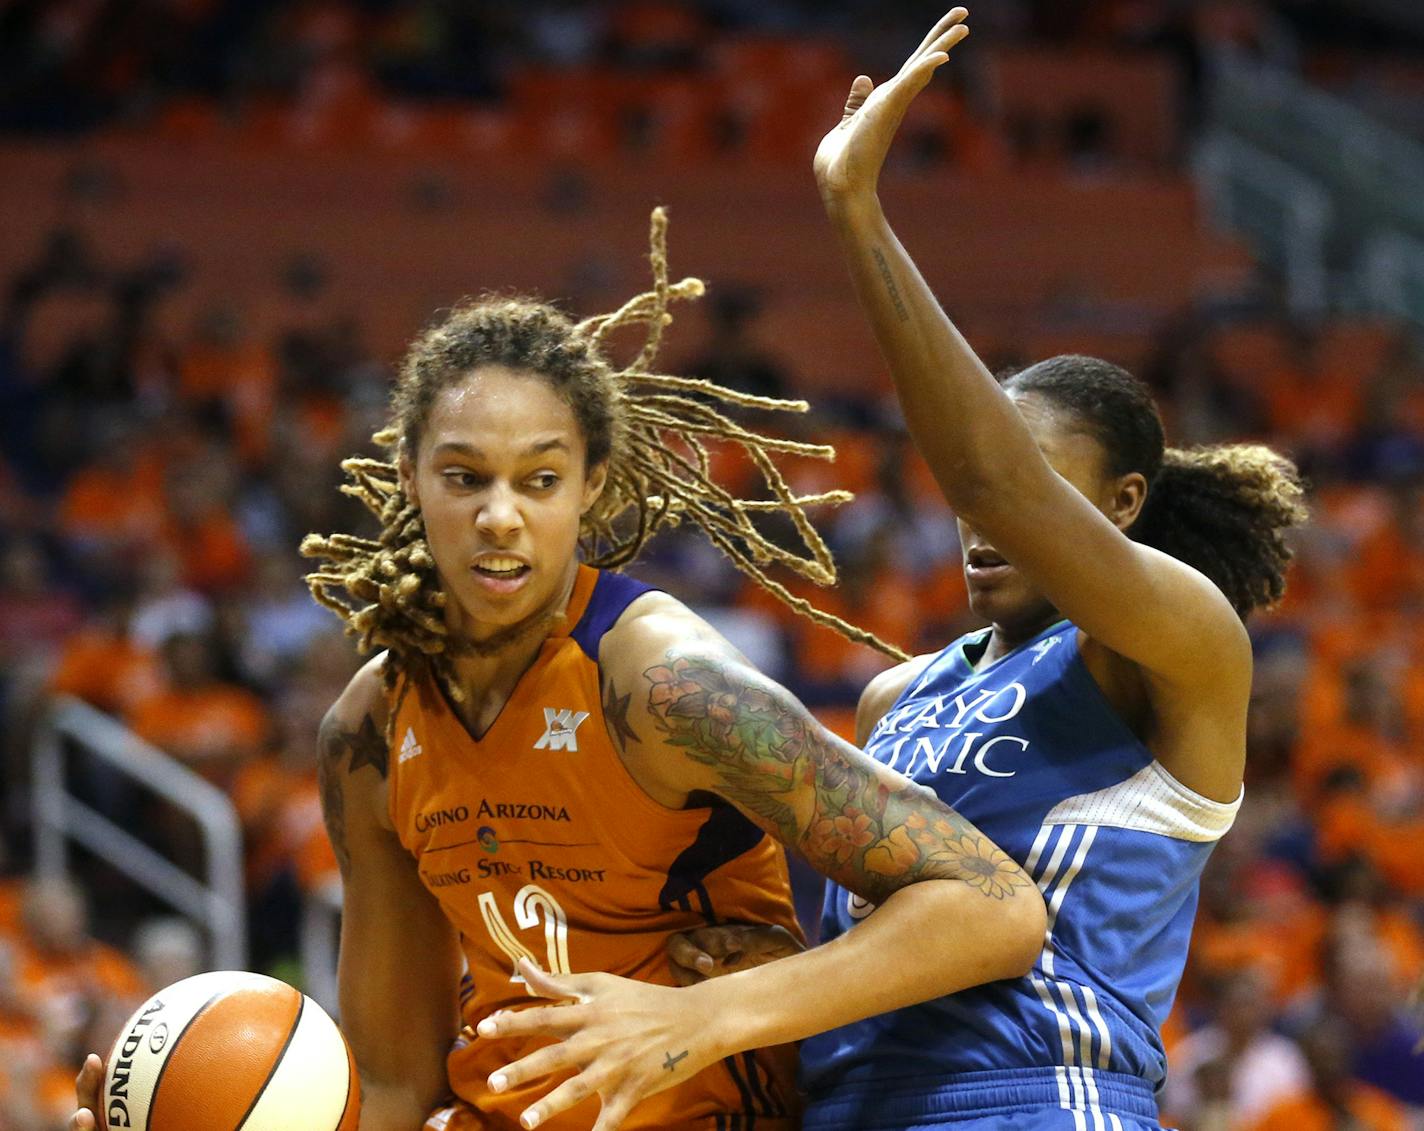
(1004, 355, 1307, 617)
(302, 209, 908, 710)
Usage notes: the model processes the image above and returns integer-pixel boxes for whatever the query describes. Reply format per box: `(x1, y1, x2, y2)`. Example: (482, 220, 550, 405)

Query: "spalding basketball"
(100, 970, 360, 1131)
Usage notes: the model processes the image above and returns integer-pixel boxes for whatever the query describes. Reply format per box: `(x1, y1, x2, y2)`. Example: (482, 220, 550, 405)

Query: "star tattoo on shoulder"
(345, 713, 389, 778)
(602, 678, 641, 752)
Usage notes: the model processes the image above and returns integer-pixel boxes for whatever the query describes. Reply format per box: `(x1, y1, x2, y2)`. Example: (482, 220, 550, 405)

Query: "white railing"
(1193, 131, 1331, 315)
(31, 696, 247, 970)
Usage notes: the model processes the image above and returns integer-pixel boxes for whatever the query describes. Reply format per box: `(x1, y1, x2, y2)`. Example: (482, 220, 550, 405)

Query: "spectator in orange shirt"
(1292, 659, 1410, 803)
(12, 878, 144, 1082)
(1262, 323, 1361, 450)
(1245, 1019, 1407, 1131)
(125, 631, 268, 781)
(48, 588, 164, 716)
(55, 420, 168, 561)
(1349, 483, 1424, 613)
(158, 445, 252, 594)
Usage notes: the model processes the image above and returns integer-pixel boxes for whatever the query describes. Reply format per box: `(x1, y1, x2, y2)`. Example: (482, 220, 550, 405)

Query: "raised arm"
(814, 9, 1250, 707)
(319, 660, 463, 1131)
(475, 601, 1046, 1130)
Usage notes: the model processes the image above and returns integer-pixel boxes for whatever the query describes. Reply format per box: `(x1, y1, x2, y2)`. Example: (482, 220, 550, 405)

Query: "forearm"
(824, 192, 1047, 512)
(699, 876, 1044, 1055)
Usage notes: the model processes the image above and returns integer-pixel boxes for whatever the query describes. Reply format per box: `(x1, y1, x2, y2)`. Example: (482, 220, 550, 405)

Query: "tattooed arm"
(319, 657, 461, 1131)
(479, 602, 1046, 1131)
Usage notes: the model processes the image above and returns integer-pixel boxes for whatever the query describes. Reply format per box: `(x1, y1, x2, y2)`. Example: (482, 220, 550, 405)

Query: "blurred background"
(1, 0, 1423, 1128)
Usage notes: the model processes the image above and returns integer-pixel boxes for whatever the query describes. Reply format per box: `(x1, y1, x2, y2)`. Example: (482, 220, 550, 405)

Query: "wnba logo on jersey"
(534, 708, 590, 752)
(873, 682, 1029, 779)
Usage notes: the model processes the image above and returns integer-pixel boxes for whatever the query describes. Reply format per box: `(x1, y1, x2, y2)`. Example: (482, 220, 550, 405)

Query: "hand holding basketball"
(813, 7, 970, 203)
(68, 1053, 103, 1130)
(480, 959, 722, 1131)
(74, 971, 359, 1131)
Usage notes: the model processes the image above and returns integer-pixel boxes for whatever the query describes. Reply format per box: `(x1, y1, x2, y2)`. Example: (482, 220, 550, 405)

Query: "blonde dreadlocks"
(302, 208, 909, 706)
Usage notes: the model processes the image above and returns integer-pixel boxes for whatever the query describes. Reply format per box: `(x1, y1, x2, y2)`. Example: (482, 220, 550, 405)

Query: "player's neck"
(982, 609, 1062, 666)
(444, 561, 581, 732)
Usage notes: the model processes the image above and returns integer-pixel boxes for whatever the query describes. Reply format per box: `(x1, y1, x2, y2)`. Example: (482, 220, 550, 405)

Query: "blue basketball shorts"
(803, 1067, 1167, 1131)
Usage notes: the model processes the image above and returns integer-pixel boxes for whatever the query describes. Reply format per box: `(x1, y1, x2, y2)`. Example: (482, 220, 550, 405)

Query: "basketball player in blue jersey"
(796, 9, 1307, 1130)
(487, 9, 1309, 1131)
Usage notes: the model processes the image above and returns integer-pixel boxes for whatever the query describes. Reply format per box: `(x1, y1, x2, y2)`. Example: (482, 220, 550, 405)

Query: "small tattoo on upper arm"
(872, 247, 910, 322)
(345, 714, 389, 778)
(317, 710, 388, 876)
(602, 679, 641, 753)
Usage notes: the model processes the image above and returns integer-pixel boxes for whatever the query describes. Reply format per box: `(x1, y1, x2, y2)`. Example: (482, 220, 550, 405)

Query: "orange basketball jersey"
(387, 566, 803, 1130)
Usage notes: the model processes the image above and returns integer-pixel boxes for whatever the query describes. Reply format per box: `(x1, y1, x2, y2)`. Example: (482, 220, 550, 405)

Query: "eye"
(528, 472, 560, 491)
(442, 470, 485, 489)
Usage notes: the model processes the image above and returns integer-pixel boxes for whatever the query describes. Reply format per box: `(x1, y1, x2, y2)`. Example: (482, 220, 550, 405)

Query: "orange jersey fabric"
(387, 567, 803, 1130)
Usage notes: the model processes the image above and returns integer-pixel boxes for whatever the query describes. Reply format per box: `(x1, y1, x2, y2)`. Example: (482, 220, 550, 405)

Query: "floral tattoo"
(644, 654, 1031, 903)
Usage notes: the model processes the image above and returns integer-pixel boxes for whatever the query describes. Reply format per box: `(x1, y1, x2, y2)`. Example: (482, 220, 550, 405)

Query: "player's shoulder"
(856, 652, 937, 745)
(597, 589, 740, 675)
(321, 651, 392, 744)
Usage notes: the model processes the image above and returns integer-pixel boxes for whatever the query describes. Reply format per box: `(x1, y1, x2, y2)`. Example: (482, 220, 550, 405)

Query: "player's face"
(958, 391, 1118, 637)
(404, 366, 607, 642)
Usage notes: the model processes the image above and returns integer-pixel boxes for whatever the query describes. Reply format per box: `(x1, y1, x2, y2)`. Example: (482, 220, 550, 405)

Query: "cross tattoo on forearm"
(662, 1049, 689, 1072)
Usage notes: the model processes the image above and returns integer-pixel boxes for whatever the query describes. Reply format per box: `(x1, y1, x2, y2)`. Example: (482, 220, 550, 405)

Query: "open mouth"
(967, 547, 1008, 570)
(473, 557, 529, 578)
(966, 546, 1012, 582)
(471, 555, 531, 589)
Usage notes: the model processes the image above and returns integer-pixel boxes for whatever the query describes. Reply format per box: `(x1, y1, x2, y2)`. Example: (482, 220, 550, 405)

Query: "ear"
(398, 448, 420, 509)
(1108, 471, 1148, 531)
(581, 461, 609, 514)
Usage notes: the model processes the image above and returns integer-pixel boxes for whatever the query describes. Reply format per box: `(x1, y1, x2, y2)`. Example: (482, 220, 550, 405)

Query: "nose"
(475, 482, 524, 541)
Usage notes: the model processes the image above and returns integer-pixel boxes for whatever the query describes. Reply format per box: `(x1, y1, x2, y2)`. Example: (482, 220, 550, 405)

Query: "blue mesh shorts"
(804, 1067, 1168, 1131)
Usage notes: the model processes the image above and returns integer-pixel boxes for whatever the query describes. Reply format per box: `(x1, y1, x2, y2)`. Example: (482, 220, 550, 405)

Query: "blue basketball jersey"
(801, 619, 1241, 1129)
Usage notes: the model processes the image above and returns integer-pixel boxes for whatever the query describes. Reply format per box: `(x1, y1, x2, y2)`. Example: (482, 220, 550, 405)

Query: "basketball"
(99, 970, 360, 1131)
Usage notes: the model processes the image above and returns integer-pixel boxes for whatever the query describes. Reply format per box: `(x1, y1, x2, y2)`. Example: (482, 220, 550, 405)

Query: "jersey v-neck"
(434, 564, 601, 746)
(953, 617, 1071, 678)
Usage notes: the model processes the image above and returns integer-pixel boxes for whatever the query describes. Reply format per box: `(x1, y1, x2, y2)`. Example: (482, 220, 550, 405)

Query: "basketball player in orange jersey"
(68, 211, 1047, 1131)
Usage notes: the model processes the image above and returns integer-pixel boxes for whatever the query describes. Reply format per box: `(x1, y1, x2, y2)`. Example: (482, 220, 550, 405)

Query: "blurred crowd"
(2, 2, 1424, 1130)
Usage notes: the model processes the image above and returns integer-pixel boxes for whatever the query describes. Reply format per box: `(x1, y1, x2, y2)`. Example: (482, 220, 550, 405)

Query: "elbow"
(997, 885, 1048, 981)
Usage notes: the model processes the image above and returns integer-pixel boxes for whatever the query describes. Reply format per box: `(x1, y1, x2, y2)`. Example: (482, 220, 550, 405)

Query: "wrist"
(820, 189, 883, 230)
(684, 966, 782, 1058)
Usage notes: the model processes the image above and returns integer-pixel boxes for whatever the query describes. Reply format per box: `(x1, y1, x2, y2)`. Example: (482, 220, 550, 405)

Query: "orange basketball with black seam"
(100, 970, 360, 1131)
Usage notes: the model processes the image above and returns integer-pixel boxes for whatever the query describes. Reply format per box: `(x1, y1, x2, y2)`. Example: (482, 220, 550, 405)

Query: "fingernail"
(477, 1018, 498, 1036)
(522, 1111, 542, 1129)
(696, 955, 713, 972)
(489, 1073, 508, 1093)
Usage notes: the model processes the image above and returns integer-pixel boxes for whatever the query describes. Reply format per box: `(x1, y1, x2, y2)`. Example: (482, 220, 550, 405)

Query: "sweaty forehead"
(1008, 389, 1108, 480)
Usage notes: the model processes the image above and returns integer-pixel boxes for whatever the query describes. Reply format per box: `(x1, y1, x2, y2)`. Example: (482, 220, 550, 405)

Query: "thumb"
(841, 75, 874, 122)
(518, 958, 585, 1002)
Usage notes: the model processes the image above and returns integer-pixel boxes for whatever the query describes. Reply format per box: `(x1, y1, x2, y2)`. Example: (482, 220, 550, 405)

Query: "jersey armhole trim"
(1042, 760, 1243, 842)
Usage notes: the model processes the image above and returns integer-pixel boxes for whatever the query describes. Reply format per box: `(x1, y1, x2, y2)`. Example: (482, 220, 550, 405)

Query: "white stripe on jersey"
(1024, 823, 1055, 876)
(1029, 823, 1116, 1129)
(1080, 984, 1114, 1071)
(1043, 826, 1097, 978)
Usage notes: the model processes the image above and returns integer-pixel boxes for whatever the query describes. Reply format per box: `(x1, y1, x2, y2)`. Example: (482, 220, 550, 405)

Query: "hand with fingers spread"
(666, 923, 804, 986)
(68, 1053, 104, 1131)
(478, 959, 723, 1131)
(813, 6, 969, 204)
